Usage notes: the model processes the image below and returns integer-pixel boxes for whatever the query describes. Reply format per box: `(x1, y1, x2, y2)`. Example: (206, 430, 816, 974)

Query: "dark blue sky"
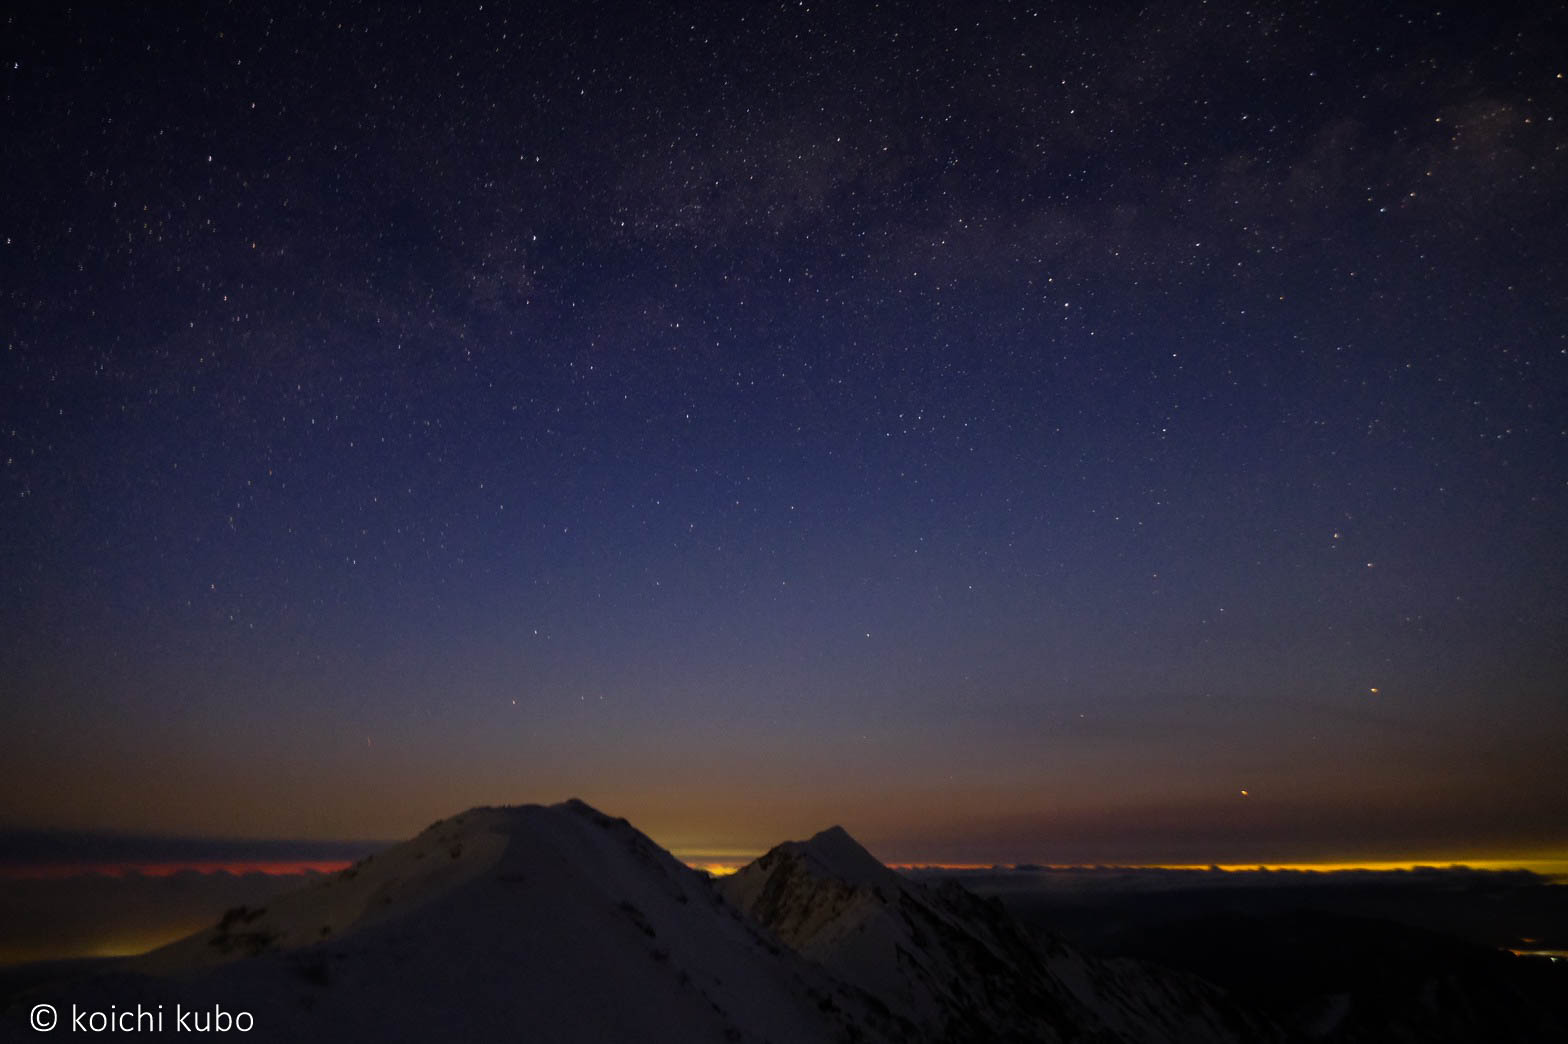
(3, 0, 1564, 864)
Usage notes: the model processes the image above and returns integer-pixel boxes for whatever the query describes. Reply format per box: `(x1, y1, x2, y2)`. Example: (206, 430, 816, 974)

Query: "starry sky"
(3, 0, 1565, 868)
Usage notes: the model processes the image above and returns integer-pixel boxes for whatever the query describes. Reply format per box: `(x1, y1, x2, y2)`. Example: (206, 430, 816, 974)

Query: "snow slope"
(4, 803, 1288, 1043)
(4, 801, 904, 1043)
(719, 826, 1286, 1043)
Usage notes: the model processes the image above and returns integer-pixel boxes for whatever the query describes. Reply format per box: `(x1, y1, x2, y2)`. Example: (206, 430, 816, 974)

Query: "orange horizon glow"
(886, 857, 1568, 881)
(6, 852, 1564, 883)
(676, 854, 1568, 882)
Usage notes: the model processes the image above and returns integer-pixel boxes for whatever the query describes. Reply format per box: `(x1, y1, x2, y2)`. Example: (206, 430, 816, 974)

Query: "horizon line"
(4, 832, 1563, 884)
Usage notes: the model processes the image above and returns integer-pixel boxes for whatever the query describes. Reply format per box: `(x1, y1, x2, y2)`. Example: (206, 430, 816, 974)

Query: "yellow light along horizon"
(1079, 857, 1568, 879)
(675, 852, 1568, 882)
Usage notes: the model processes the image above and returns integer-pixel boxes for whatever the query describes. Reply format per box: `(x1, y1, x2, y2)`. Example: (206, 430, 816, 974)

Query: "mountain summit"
(791, 825, 902, 887)
(4, 802, 1278, 1043)
(5, 801, 901, 1043)
(720, 825, 1284, 1043)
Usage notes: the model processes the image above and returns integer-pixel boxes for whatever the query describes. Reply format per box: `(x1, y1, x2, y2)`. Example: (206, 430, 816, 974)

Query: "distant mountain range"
(2, 800, 1561, 1042)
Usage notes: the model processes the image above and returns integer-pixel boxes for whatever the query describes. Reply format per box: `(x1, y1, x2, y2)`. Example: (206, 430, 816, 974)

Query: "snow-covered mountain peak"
(7, 803, 1283, 1043)
(789, 825, 899, 889)
(719, 824, 1285, 1043)
(79, 800, 906, 1043)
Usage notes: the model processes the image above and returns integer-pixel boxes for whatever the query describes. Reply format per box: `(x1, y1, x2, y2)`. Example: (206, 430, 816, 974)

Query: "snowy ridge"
(4, 802, 1281, 1043)
(133, 806, 515, 973)
(785, 825, 903, 888)
(5, 801, 904, 1043)
(720, 826, 1286, 1043)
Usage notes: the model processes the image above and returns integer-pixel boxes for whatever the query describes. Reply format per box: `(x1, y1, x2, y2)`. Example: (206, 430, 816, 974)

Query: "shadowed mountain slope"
(720, 826, 1285, 1044)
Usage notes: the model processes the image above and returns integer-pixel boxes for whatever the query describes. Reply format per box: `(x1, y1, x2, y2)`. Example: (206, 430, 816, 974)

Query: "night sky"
(3, 1, 1565, 869)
